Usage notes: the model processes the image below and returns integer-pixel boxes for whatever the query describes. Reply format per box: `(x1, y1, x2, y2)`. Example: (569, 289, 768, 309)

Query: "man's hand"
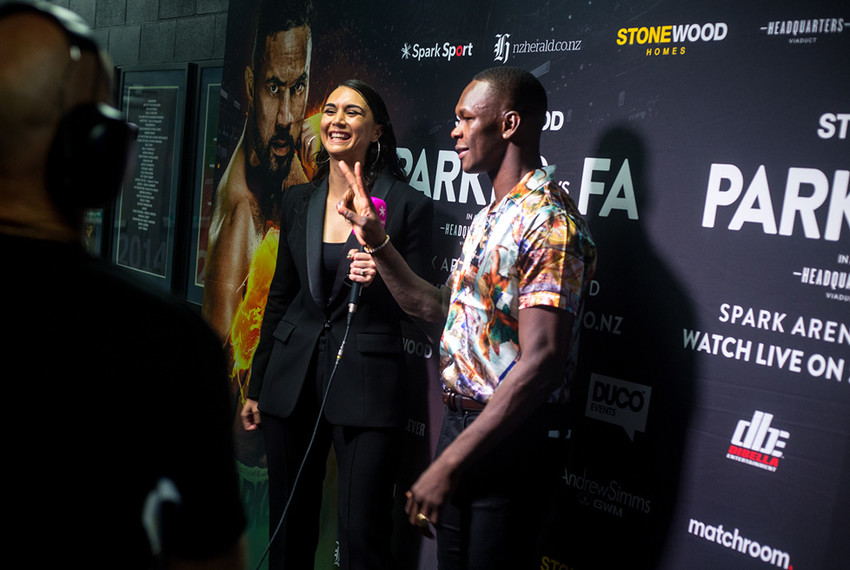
(336, 161, 387, 249)
(404, 453, 461, 538)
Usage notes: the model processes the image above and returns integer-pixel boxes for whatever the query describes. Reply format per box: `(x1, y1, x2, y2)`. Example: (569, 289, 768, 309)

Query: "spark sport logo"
(760, 17, 846, 45)
(726, 410, 789, 472)
(616, 21, 728, 57)
(401, 41, 474, 62)
(493, 33, 582, 64)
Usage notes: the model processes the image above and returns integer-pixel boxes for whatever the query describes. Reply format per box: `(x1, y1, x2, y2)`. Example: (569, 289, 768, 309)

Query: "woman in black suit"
(242, 79, 433, 569)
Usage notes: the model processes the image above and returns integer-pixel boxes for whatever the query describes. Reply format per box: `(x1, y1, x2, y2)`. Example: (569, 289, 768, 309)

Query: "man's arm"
(365, 234, 449, 341)
(336, 161, 448, 338)
(404, 304, 575, 527)
(202, 159, 256, 341)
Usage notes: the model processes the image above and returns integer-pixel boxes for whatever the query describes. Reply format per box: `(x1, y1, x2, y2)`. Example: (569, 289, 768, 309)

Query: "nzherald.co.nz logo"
(401, 41, 473, 62)
(726, 410, 789, 472)
(493, 33, 582, 64)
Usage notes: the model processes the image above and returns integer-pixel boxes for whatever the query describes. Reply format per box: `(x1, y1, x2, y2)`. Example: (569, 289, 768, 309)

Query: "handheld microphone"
(348, 197, 387, 318)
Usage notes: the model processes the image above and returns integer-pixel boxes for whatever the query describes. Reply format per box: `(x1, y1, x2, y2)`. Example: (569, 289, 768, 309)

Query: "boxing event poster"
(208, 0, 849, 568)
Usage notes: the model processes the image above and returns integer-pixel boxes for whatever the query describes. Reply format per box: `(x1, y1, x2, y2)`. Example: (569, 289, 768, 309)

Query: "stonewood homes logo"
(493, 33, 582, 64)
(726, 410, 789, 472)
(616, 22, 728, 57)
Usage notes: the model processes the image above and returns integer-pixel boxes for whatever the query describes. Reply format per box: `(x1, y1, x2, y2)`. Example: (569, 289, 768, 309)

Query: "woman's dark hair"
(313, 79, 407, 187)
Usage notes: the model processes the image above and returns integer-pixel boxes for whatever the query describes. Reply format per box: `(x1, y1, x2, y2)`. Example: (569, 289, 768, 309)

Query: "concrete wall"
(46, 0, 229, 65)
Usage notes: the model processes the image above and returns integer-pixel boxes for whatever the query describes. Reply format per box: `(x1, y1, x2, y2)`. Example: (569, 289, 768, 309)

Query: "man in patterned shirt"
(337, 66, 596, 569)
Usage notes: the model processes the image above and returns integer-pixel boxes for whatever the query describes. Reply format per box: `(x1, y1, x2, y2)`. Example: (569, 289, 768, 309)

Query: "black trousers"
(435, 405, 566, 570)
(261, 339, 398, 569)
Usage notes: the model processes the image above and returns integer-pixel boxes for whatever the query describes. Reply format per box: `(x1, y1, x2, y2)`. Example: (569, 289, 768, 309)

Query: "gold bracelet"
(363, 234, 390, 254)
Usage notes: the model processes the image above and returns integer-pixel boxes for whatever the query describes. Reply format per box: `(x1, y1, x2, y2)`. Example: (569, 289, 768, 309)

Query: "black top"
(322, 241, 345, 305)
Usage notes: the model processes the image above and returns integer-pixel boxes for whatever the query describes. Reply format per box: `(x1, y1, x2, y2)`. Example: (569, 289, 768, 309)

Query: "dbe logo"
(585, 373, 651, 440)
(726, 410, 789, 472)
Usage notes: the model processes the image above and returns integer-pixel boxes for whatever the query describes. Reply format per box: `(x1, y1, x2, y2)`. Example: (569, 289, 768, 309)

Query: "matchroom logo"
(726, 410, 789, 472)
(688, 518, 792, 569)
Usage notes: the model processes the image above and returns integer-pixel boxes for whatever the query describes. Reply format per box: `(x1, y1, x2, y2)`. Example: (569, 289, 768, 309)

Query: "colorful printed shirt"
(439, 166, 597, 404)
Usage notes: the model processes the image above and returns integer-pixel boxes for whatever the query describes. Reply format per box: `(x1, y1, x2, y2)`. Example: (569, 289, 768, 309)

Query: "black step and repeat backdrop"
(204, 0, 849, 568)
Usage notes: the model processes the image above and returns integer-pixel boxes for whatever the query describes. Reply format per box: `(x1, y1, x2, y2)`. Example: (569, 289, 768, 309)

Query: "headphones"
(0, 1, 138, 212)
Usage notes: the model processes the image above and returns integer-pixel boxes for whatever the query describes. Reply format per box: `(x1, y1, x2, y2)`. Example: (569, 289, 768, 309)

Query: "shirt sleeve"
(517, 209, 586, 314)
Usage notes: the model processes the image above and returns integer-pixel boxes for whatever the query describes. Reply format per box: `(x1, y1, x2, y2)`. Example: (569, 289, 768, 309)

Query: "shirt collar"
(522, 165, 557, 192)
(490, 165, 557, 214)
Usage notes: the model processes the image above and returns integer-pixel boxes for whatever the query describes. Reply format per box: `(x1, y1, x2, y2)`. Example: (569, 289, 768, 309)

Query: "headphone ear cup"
(47, 102, 138, 211)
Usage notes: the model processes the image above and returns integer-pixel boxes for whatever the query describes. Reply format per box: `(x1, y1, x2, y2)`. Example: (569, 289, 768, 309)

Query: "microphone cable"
(253, 301, 358, 570)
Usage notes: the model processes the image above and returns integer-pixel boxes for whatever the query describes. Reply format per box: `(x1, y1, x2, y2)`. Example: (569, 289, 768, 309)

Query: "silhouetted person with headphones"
(0, 3, 246, 568)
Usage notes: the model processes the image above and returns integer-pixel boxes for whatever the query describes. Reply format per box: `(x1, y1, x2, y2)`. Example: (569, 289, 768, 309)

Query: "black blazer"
(249, 170, 433, 427)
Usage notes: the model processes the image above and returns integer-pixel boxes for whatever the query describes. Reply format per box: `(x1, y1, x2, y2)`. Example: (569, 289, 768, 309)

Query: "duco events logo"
(401, 41, 474, 62)
(726, 410, 789, 472)
(688, 519, 792, 568)
(493, 33, 582, 64)
(585, 373, 651, 440)
(761, 17, 846, 45)
(616, 22, 728, 57)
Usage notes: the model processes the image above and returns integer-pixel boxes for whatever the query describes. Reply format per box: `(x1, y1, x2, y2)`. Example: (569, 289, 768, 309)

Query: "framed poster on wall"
(186, 62, 223, 305)
(113, 64, 189, 291)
